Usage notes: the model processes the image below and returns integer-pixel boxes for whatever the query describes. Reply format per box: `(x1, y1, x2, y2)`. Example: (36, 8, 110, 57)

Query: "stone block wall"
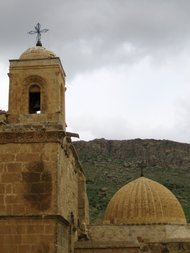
(0, 129, 85, 252)
(87, 224, 190, 243)
(2, 45, 89, 252)
(0, 217, 56, 253)
(56, 221, 70, 253)
(58, 143, 78, 222)
(75, 225, 190, 253)
(75, 242, 140, 253)
(78, 170, 89, 227)
(0, 142, 58, 215)
(9, 58, 65, 127)
(147, 241, 190, 252)
(7, 113, 64, 126)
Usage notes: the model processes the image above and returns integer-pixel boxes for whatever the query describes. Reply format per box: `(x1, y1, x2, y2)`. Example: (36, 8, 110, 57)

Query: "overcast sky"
(1, 0, 190, 142)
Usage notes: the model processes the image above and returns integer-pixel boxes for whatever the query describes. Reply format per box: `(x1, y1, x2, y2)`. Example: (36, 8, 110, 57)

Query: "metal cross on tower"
(137, 160, 146, 177)
(28, 23, 49, 47)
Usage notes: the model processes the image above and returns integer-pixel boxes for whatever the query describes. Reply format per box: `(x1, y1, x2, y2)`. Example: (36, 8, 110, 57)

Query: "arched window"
(29, 85, 41, 114)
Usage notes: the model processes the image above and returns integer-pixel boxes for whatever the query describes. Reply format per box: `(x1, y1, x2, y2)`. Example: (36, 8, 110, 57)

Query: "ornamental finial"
(28, 23, 49, 46)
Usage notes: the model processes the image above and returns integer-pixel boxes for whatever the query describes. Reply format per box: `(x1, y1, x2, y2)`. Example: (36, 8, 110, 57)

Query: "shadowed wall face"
(0, 142, 57, 215)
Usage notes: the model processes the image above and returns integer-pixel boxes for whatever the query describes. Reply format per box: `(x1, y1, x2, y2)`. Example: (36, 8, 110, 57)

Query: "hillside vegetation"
(74, 138, 190, 224)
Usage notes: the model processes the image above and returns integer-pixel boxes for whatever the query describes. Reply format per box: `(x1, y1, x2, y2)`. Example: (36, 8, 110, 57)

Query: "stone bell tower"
(0, 42, 89, 252)
(8, 46, 65, 128)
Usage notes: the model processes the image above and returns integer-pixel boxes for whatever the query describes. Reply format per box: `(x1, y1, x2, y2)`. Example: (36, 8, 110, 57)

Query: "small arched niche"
(29, 84, 41, 114)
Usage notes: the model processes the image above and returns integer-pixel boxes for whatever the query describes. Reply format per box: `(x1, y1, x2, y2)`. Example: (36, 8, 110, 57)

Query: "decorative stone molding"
(0, 131, 66, 144)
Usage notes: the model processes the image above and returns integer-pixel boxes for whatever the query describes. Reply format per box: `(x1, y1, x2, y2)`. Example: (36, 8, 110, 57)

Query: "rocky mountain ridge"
(73, 138, 190, 223)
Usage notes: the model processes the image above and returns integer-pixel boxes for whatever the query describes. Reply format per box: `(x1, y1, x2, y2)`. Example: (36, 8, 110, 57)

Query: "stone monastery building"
(0, 42, 190, 253)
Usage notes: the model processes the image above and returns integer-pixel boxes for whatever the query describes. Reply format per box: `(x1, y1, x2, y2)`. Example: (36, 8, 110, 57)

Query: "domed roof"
(103, 177, 186, 225)
(19, 46, 56, 60)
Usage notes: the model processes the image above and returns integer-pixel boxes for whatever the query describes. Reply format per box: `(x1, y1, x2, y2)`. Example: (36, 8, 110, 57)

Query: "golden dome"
(19, 46, 56, 60)
(103, 177, 186, 225)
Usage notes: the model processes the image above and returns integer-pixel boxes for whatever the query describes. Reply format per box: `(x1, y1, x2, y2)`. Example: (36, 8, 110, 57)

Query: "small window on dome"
(29, 85, 41, 114)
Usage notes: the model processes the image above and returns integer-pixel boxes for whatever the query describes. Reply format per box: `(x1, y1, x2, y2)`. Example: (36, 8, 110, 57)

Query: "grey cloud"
(1, 0, 190, 142)
(1, 0, 190, 75)
(1, 0, 190, 81)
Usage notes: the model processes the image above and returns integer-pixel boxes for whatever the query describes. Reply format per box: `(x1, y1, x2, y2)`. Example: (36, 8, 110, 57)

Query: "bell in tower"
(29, 84, 41, 114)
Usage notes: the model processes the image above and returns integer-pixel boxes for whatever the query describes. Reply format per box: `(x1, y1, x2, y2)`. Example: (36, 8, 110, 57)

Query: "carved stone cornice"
(0, 214, 70, 226)
(0, 130, 66, 144)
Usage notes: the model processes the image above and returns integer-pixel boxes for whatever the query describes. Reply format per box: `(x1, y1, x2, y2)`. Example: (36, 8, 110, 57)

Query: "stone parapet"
(87, 224, 190, 243)
(7, 112, 65, 126)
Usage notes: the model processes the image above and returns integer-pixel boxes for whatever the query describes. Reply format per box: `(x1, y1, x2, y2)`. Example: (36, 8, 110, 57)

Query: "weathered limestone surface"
(0, 46, 89, 253)
(75, 225, 190, 253)
(0, 140, 57, 214)
(0, 217, 56, 253)
(75, 245, 141, 253)
(87, 224, 190, 242)
(78, 170, 89, 226)
(0, 216, 71, 253)
(0, 127, 89, 252)
(103, 177, 186, 225)
(9, 57, 65, 127)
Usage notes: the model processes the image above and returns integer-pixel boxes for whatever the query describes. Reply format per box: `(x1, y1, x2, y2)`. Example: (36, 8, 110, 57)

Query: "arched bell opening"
(29, 84, 41, 114)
